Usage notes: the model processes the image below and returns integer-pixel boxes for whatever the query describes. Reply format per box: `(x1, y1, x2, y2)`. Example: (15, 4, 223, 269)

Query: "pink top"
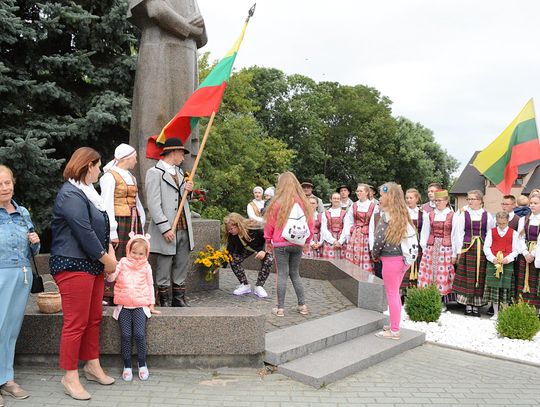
(264, 197, 314, 247)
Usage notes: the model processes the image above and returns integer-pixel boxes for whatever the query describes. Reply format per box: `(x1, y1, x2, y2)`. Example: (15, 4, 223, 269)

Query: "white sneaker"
(253, 285, 268, 298)
(122, 367, 133, 382)
(138, 365, 149, 381)
(233, 284, 251, 295)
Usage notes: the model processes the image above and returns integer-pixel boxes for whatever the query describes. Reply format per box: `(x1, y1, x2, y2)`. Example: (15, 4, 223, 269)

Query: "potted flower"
(194, 245, 232, 281)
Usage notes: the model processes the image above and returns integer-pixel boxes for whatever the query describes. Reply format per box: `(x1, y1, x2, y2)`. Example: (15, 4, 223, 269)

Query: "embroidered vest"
(490, 227, 514, 258)
(352, 201, 376, 235)
(411, 208, 423, 233)
(524, 214, 539, 242)
(508, 214, 520, 231)
(463, 210, 488, 243)
(427, 211, 453, 246)
(110, 170, 138, 217)
(325, 209, 346, 238)
(313, 213, 322, 241)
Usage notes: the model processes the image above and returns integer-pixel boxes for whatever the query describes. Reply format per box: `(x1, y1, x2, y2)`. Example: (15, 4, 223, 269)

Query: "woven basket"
(37, 281, 62, 314)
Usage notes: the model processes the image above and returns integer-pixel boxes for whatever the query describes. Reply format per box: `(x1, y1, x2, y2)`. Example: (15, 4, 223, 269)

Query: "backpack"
(281, 203, 310, 245)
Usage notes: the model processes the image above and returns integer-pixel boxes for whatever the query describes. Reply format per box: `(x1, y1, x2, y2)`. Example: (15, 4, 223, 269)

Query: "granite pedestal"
(243, 256, 387, 312)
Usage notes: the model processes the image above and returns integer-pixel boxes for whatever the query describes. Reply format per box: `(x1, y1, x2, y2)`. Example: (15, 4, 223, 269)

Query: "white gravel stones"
(398, 308, 540, 364)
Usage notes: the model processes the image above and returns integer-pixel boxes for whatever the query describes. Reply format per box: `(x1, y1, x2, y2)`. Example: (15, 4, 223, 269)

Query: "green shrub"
(496, 299, 540, 341)
(404, 285, 442, 322)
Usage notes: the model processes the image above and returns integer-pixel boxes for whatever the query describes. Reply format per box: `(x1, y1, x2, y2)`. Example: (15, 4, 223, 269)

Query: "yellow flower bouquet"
(194, 245, 232, 281)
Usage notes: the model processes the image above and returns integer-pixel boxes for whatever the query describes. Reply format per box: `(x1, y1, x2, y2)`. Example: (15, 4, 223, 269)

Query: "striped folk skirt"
(345, 229, 374, 273)
(515, 255, 540, 306)
(400, 249, 422, 295)
(417, 238, 454, 296)
(453, 242, 487, 306)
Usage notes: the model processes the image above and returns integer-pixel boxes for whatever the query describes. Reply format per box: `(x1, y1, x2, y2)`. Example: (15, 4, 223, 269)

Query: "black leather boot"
(172, 284, 190, 307)
(158, 285, 171, 307)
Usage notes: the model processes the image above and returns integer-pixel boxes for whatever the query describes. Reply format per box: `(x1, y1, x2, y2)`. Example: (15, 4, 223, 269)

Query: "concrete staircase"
(264, 308, 425, 388)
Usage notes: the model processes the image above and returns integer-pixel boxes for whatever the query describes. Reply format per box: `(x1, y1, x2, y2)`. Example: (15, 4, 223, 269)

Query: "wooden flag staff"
(171, 111, 217, 231)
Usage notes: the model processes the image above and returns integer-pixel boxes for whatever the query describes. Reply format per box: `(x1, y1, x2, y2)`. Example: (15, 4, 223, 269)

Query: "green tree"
(194, 56, 295, 219)
(0, 0, 137, 230)
(394, 117, 458, 192)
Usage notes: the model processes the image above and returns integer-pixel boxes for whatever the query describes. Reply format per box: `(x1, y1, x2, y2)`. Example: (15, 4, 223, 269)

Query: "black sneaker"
(472, 307, 481, 317)
(486, 305, 494, 316)
(464, 308, 473, 316)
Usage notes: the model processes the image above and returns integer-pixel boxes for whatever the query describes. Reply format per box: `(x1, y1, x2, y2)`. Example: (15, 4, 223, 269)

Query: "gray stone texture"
(9, 345, 540, 406)
(127, 0, 208, 190)
(265, 308, 386, 365)
(243, 256, 388, 312)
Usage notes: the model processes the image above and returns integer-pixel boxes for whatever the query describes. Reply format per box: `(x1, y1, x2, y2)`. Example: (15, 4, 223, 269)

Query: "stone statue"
(128, 0, 207, 193)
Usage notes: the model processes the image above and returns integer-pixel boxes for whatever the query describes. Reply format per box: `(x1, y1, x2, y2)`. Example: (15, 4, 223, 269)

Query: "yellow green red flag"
(146, 5, 255, 159)
(472, 99, 540, 194)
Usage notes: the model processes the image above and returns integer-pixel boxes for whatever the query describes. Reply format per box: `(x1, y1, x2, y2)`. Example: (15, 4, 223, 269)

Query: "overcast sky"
(197, 0, 540, 174)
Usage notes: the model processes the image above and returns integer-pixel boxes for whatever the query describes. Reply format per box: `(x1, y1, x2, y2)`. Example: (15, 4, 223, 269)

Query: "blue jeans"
(274, 245, 305, 309)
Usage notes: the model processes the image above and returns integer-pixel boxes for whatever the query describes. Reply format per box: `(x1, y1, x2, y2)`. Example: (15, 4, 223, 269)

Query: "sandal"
(375, 329, 400, 340)
(272, 308, 284, 317)
(296, 305, 309, 315)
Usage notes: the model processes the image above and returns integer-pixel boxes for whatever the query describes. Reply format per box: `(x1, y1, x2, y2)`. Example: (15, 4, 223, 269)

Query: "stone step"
(278, 328, 425, 388)
(264, 308, 386, 365)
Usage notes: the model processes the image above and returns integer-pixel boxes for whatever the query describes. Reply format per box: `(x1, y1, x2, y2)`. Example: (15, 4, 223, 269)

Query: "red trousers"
(53, 272, 104, 370)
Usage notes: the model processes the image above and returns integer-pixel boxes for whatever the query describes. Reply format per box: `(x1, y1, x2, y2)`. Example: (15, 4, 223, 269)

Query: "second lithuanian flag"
(473, 99, 540, 194)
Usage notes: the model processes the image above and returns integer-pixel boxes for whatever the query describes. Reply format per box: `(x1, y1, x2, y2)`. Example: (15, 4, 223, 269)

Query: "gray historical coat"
(145, 160, 195, 255)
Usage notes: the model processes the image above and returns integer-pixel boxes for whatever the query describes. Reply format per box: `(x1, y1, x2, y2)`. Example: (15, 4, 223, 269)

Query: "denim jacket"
(49, 182, 109, 275)
(0, 200, 40, 268)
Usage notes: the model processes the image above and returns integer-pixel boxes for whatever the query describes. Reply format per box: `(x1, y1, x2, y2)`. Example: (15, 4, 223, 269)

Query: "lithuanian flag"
(472, 99, 540, 194)
(146, 5, 255, 159)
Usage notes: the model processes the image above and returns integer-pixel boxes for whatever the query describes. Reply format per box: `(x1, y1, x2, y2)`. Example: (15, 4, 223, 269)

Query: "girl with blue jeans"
(264, 172, 314, 317)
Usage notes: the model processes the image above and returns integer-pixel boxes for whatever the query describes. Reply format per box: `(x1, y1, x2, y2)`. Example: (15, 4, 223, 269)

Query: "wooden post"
(171, 111, 217, 231)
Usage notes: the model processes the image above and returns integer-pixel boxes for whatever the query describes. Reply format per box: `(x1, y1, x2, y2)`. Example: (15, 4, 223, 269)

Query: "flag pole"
(171, 111, 217, 231)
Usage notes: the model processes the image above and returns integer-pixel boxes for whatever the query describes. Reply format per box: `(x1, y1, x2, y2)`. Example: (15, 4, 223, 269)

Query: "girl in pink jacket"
(107, 233, 160, 381)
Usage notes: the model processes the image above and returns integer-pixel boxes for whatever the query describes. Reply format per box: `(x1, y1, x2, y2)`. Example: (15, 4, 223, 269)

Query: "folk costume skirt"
(345, 228, 373, 273)
(453, 241, 487, 306)
(515, 255, 540, 306)
(417, 237, 455, 298)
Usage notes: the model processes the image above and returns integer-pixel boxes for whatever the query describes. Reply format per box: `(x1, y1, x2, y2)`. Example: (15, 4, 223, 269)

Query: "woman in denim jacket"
(0, 165, 40, 405)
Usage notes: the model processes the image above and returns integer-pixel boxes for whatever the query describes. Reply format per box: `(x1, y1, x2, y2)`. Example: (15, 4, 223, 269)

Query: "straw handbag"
(37, 281, 62, 314)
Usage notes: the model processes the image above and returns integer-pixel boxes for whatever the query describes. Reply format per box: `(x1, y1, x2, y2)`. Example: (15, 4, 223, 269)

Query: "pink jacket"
(109, 259, 155, 307)
(264, 197, 314, 247)
(107, 233, 155, 307)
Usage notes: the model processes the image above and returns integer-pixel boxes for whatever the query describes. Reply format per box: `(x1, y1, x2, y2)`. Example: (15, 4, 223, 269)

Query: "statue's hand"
(188, 24, 203, 37)
(189, 14, 205, 28)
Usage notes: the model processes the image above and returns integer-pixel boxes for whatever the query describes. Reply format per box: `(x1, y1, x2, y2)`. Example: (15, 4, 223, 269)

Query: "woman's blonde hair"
(264, 172, 313, 228)
(405, 188, 421, 203)
(380, 182, 412, 245)
(223, 212, 261, 243)
(0, 165, 15, 184)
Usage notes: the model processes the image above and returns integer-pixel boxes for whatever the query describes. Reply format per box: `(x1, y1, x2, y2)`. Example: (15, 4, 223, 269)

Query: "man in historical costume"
(145, 138, 194, 307)
(301, 179, 325, 213)
(128, 0, 207, 187)
(500, 195, 520, 231)
(337, 184, 353, 211)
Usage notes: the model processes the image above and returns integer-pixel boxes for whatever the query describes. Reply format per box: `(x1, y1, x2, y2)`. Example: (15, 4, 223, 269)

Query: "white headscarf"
(253, 186, 263, 194)
(103, 143, 136, 172)
(264, 187, 275, 198)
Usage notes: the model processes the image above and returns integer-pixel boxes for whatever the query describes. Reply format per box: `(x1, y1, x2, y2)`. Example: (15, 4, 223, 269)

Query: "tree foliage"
(0, 0, 137, 231)
(0, 2, 458, 230)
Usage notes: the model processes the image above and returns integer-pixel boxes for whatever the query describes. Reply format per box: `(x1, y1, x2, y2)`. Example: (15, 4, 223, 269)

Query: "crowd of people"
(2, 138, 540, 403)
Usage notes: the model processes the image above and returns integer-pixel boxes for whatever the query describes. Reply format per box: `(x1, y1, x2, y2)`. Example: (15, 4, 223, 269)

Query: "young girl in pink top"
(264, 172, 314, 317)
(107, 233, 160, 382)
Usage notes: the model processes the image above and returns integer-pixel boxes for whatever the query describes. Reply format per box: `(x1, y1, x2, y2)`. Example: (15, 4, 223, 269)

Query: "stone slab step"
(277, 328, 425, 388)
(264, 308, 386, 365)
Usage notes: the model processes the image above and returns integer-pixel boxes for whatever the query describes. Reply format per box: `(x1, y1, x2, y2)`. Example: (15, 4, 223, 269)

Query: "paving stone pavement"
(6, 344, 540, 407)
(188, 268, 356, 332)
